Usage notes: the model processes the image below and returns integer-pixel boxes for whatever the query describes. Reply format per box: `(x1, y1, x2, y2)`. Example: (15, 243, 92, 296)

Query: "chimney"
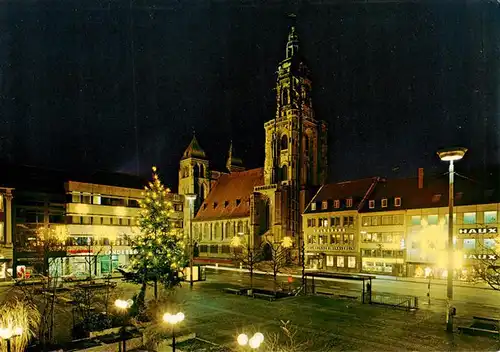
(418, 168, 424, 189)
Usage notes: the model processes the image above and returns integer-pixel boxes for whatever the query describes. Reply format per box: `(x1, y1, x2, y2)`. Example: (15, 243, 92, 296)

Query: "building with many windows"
(303, 170, 500, 278)
(302, 178, 379, 272)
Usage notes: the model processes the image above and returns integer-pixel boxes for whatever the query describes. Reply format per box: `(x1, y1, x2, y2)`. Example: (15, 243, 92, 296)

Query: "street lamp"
(163, 312, 185, 352)
(185, 193, 197, 288)
(115, 299, 133, 352)
(237, 332, 264, 350)
(437, 147, 467, 333)
(0, 326, 23, 352)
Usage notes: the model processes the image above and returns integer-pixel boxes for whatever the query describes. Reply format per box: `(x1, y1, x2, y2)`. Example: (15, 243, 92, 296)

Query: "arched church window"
(200, 164, 205, 178)
(237, 221, 244, 235)
(193, 164, 200, 178)
(303, 135, 310, 154)
(199, 183, 205, 201)
(281, 88, 289, 105)
(280, 135, 288, 150)
(203, 223, 209, 241)
(281, 165, 288, 181)
(214, 223, 221, 240)
(225, 222, 232, 238)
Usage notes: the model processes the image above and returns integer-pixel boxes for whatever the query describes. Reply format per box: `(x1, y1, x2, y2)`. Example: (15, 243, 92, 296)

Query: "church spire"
(226, 140, 245, 173)
(286, 14, 299, 59)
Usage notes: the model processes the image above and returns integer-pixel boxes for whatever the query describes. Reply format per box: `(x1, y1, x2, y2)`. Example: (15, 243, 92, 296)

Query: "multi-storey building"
(0, 187, 14, 280)
(302, 178, 379, 272)
(0, 163, 185, 278)
(179, 24, 327, 263)
(303, 170, 500, 278)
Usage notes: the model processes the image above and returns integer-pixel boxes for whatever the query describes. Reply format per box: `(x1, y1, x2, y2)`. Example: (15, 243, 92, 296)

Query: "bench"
(253, 293, 275, 301)
(458, 326, 499, 337)
(473, 316, 500, 324)
(223, 288, 243, 295)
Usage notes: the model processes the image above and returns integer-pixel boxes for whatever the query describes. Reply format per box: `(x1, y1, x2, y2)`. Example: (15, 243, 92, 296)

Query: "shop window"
(463, 239, 476, 250)
(428, 215, 438, 225)
(381, 198, 388, 208)
(326, 256, 334, 267)
(484, 211, 497, 224)
(322, 201, 328, 210)
(484, 239, 496, 249)
(411, 216, 421, 226)
(394, 197, 401, 207)
(348, 256, 356, 268)
(369, 200, 375, 209)
(463, 212, 476, 225)
(337, 256, 345, 268)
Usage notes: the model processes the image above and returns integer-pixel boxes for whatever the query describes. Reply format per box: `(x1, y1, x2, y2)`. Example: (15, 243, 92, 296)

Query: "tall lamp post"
(185, 194, 197, 288)
(0, 326, 23, 352)
(163, 312, 185, 352)
(437, 147, 467, 333)
(115, 299, 133, 352)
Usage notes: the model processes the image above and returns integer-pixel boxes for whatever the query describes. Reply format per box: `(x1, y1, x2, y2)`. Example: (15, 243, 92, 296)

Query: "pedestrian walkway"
(205, 264, 492, 290)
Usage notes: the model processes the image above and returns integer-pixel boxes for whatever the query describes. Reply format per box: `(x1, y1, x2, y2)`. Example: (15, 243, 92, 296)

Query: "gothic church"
(178, 25, 328, 263)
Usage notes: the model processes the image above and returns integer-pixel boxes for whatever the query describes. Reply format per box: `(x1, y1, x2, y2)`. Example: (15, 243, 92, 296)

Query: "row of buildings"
(0, 163, 185, 280)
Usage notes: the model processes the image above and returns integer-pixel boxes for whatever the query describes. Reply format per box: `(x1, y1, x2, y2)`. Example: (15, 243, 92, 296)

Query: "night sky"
(1, 0, 499, 189)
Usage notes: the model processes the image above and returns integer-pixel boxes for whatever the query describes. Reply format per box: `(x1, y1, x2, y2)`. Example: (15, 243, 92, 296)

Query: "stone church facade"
(178, 25, 328, 263)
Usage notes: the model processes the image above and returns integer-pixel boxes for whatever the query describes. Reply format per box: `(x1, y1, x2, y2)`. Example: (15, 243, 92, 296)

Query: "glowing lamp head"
(436, 147, 467, 162)
(115, 299, 133, 309)
(253, 332, 264, 344)
(282, 236, 293, 248)
(237, 333, 249, 346)
(163, 312, 185, 324)
(0, 327, 13, 339)
(249, 335, 262, 349)
(185, 193, 197, 202)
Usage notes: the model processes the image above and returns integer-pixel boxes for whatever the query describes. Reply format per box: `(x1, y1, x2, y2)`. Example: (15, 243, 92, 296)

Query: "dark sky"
(0, 0, 499, 189)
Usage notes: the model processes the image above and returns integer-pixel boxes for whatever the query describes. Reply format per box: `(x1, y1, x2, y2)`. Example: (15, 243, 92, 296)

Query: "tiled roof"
(305, 178, 378, 214)
(360, 174, 500, 212)
(194, 168, 264, 221)
(181, 135, 206, 160)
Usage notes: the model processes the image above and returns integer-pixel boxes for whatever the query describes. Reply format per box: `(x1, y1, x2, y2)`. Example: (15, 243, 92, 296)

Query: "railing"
(371, 292, 418, 311)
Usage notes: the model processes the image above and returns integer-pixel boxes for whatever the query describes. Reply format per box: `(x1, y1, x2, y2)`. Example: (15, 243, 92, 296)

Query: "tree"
(230, 235, 262, 292)
(128, 166, 187, 302)
(267, 236, 293, 293)
(471, 241, 500, 290)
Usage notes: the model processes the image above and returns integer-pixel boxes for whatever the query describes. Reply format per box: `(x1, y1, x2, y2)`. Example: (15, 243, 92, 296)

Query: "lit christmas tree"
(129, 166, 187, 302)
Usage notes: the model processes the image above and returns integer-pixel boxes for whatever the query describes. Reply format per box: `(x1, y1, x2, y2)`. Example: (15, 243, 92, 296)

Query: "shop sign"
(106, 249, 138, 256)
(463, 254, 497, 260)
(306, 245, 355, 251)
(68, 249, 93, 255)
(459, 227, 497, 235)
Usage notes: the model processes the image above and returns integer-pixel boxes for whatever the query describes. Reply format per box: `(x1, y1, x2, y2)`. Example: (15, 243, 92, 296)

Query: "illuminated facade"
(63, 180, 184, 277)
(0, 187, 14, 279)
(179, 25, 327, 262)
(303, 172, 500, 278)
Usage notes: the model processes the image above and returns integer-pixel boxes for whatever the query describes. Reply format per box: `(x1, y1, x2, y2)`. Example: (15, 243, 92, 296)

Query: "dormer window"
(346, 198, 353, 207)
(224, 201, 229, 207)
(455, 192, 463, 200)
(213, 202, 218, 209)
(368, 200, 375, 209)
(334, 200, 340, 209)
(236, 199, 241, 206)
(431, 194, 441, 203)
(394, 197, 401, 207)
(203, 204, 207, 210)
(321, 201, 328, 210)
(381, 198, 388, 208)
(311, 202, 316, 211)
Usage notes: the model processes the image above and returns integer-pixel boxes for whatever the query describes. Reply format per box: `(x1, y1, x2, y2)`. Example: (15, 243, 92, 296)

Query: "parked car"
(61, 271, 91, 282)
